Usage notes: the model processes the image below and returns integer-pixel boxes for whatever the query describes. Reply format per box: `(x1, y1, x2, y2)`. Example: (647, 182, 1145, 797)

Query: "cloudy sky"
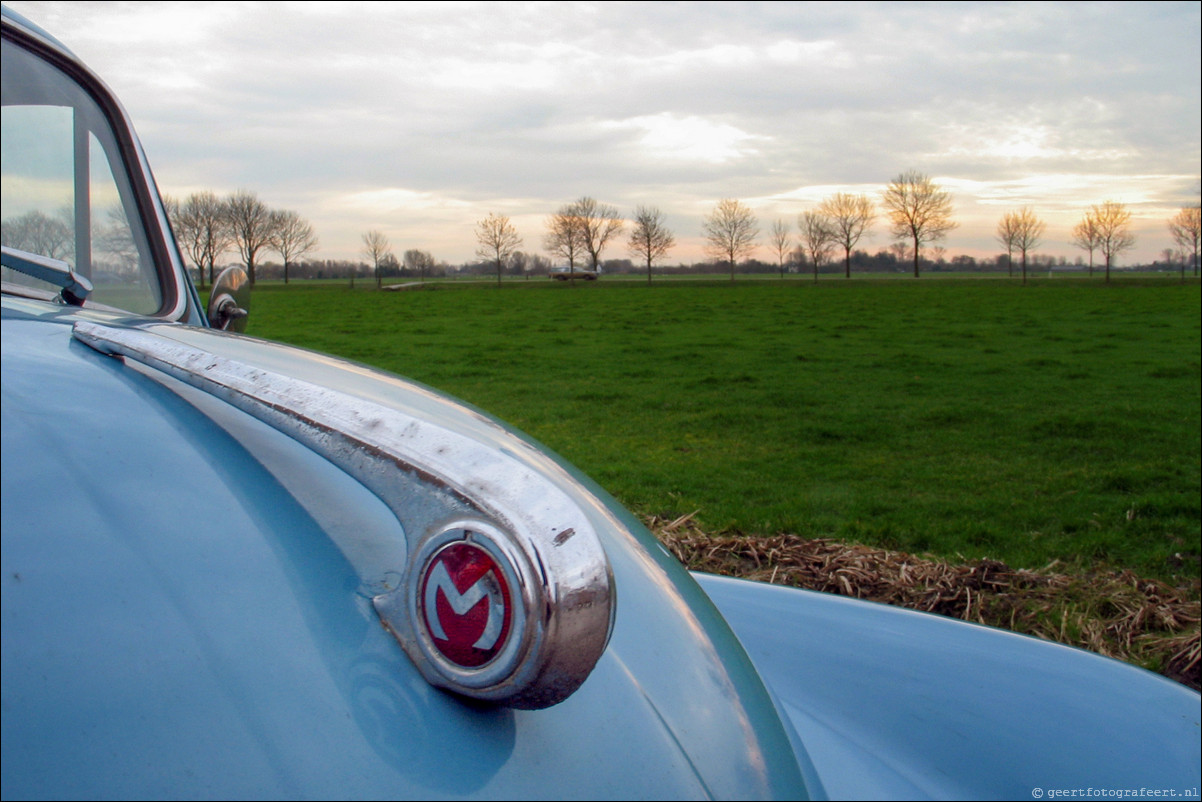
(9, 1, 1200, 267)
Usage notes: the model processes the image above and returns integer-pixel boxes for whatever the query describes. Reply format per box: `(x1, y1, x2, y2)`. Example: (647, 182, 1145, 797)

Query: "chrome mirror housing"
(207, 266, 250, 331)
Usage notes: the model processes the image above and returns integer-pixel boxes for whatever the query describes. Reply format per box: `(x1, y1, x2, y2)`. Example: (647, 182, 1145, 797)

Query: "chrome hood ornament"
(73, 320, 614, 709)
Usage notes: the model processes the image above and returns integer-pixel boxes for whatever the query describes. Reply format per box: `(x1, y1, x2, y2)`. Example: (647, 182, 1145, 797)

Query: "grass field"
(246, 276, 1201, 590)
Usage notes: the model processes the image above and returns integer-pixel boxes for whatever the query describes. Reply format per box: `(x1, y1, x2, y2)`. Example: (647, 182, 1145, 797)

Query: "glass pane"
(88, 132, 158, 312)
(1, 37, 162, 313)
(0, 104, 75, 272)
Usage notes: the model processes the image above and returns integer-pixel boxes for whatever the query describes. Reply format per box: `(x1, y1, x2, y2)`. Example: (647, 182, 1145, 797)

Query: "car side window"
(1, 37, 161, 314)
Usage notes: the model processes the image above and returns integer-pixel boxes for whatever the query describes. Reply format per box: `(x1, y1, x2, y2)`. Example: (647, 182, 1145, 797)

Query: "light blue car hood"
(698, 573, 1201, 800)
(1, 300, 815, 800)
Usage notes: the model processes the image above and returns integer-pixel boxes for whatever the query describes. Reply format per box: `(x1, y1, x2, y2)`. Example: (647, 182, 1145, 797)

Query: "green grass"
(246, 276, 1201, 588)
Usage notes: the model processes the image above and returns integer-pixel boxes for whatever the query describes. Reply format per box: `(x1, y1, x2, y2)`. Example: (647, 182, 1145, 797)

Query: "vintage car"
(550, 267, 599, 280)
(2, 6, 1199, 800)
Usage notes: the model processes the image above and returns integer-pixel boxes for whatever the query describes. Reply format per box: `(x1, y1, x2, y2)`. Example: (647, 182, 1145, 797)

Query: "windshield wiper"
(1, 245, 93, 306)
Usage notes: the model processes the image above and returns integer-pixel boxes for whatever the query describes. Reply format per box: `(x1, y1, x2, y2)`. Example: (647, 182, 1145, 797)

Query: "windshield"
(1, 36, 162, 314)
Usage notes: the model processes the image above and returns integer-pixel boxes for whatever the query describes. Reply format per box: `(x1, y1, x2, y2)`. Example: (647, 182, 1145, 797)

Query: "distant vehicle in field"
(550, 267, 598, 280)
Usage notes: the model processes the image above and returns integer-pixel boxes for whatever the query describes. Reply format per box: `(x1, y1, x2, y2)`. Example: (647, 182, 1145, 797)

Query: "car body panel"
(697, 572, 1201, 801)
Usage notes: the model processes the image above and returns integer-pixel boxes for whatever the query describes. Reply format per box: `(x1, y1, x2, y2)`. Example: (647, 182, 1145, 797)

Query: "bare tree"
(1011, 208, 1045, 285)
(162, 194, 180, 255)
(508, 250, 530, 280)
(888, 241, 911, 267)
(95, 204, 139, 276)
(475, 212, 522, 287)
(361, 229, 391, 289)
(169, 191, 231, 287)
(1168, 205, 1200, 278)
(1071, 214, 1101, 277)
(798, 210, 836, 283)
(1, 209, 73, 262)
(627, 206, 675, 284)
(996, 211, 1018, 279)
(570, 197, 624, 273)
(1160, 247, 1178, 274)
(402, 249, 435, 282)
(703, 198, 759, 280)
(881, 170, 956, 277)
(996, 207, 1045, 285)
(1090, 200, 1136, 283)
(527, 253, 552, 276)
(769, 219, 792, 278)
(544, 205, 587, 277)
(819, 193, 875, 278)
(270, 209, 318, 284)
(225, 190, 277, 286)
(379, 252, 400, 280)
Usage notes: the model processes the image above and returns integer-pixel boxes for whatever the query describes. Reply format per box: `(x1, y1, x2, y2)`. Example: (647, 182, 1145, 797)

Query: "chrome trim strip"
(72, 320, 614, 709)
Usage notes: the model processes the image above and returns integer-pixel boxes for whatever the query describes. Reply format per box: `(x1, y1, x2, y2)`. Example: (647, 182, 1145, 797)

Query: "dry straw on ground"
(650, 512, 1200, 691)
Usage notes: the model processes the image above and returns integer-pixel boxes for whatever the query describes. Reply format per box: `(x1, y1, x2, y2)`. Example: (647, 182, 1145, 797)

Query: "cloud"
(8, 0, 1198, 265)
(601, 113, 768, 165)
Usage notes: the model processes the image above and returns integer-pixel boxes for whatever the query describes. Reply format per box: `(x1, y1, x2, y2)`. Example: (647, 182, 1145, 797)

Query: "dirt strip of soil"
(650, 513, 1200, 691)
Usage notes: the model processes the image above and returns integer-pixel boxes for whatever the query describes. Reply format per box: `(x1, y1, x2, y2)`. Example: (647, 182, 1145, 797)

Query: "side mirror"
(207, 266, 250, 332)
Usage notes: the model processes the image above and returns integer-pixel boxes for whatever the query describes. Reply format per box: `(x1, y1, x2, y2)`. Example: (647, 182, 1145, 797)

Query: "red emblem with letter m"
(420, 541, 512, 668)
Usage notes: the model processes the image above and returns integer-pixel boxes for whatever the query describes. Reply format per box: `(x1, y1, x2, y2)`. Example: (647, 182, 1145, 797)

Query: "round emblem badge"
(418, 539, 514, 668)
(375, 514, 608, 707)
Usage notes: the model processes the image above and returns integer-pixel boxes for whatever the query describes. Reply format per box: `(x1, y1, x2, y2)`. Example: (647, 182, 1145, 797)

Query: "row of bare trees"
(2, 205, 142, 278)
(708, 172, 953, 282)
(465, 184, 1197, 289)
(997, 201, 1200, 284)
(466, 197, 677, 287)
(542, 198, 680, 285)
(996, 208, 1045, 284)
(360, 230, 443, 287)
(716, 172, 949, 283)
(1, 209, 75, 261)
(713, 172, 1200, 284)
(166, 190, 318, 287)
(1067, 202, 1136, 284)
(171, 182, 1199, 291)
